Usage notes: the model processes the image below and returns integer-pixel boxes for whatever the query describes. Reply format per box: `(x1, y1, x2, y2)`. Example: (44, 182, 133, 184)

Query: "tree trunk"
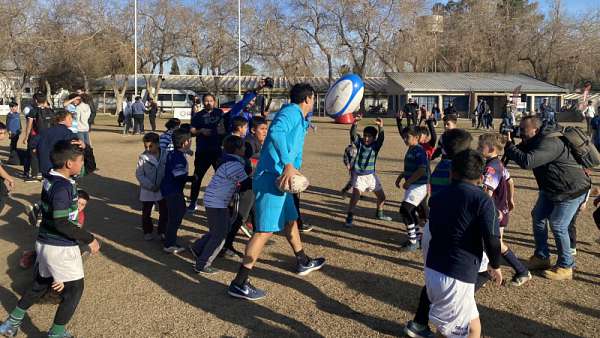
(44, 80, 52, 107)
(112, 74, 129, 115)
(326, 54, 333, 86)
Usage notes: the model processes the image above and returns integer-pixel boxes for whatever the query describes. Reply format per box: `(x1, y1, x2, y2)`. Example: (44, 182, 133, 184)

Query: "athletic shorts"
(404, 184, 428, 207)
(253, 172, 298, 233)
(35, 241, 84, 282)
(425, 268, 479, 338)
(351, 173, 382, 193)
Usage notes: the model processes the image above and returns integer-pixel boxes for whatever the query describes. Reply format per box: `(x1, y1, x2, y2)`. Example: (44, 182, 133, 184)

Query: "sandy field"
(0, 115, 599, 338)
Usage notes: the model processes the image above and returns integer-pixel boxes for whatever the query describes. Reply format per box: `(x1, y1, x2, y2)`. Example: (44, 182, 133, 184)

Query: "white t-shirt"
(583, 106, 596, 118)
(76, 103, 91, 132)
(203, 158, 248, 209)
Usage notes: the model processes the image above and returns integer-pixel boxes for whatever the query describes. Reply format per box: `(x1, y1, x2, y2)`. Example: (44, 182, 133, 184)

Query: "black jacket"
(505, 124, 590, 201)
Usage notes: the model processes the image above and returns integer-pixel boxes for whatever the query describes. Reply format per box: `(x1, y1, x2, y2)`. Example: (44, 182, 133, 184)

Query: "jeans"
(133, 115, 144, 134)
(78, 131, 91, 146)
(164, 193, 186, 248)
(531, 191, 586, 268)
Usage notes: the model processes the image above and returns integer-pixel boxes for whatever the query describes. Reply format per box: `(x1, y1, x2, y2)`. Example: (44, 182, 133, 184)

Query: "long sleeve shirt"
(255, 103, 309, 175)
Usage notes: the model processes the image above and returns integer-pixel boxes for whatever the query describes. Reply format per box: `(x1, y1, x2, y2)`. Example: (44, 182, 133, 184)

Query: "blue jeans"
(531, 191, 586, 268)
(78, 132, 90, 146)
(164, 193, 186, 248)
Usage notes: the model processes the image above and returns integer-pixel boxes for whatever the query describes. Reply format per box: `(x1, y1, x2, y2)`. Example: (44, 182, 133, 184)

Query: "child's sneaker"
(143, 234, 153, 241)
(570, 248, 577, 256)
(194, 266, 220, 275)
(228, 281, 266, 301)
(376, 210, 392, 221)
(163, 246, 185, 254)
(403, 320, 434, 338)
(400, 241, 420, 252)
(344, 213, 354, 228)
(511, 271, 532, 287)
(0, 319, 20, 337)
(186, 202, 198, 213)
(298, 223, 314, 232)
(296, 257, 326, 276)
(220, 248, 243, 259)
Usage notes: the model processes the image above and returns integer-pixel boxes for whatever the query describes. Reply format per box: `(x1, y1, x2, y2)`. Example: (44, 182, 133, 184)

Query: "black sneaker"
(297, 257, 326, 276)
(404, 320, 434, 338)
(228, 281, 266, 301)
(511, 271, 532, 287)
(299, 223, 314, 232)
(344, 214, 354, 228)
(23, 175, 38, 183)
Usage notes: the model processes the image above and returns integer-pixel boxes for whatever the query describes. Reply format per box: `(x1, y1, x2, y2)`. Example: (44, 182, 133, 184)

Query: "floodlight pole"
(134, 0, 138, 96)
(238, 0, 241, 97)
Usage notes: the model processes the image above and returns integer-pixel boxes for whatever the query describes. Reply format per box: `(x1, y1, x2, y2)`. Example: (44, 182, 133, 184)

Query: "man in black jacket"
(505, 116, 590, 280)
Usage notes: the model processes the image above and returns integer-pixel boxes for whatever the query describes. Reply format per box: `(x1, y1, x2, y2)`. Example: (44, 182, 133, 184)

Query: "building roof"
(92, 75, 388, 94)
(386, 72, 567, 94)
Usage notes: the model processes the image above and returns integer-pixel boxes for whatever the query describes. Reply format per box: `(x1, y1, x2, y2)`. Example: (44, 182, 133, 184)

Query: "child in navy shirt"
(161, 128, 194, 254)
(395, 126, 429, 251)
(6, 102, 21, 160)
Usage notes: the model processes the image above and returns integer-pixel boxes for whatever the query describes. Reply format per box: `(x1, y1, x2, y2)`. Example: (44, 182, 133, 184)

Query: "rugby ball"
(277, 174, 310, 194)
(325, 74, 364, 118)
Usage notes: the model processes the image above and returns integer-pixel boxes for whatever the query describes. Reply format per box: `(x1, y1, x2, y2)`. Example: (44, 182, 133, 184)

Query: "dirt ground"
(0, 115, 599, 338)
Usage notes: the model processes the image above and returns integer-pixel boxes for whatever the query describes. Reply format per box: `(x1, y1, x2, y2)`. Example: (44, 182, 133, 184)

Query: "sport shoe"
(228, 281, 266, 301)
(23, 175, 38, 183)
(194, 266, 220, 275)
(0, 319, 20, 337)
(34, 175, 43, 181)
(240, 223, 253, 238)
(542, 266, 573, 280)
(570, 248, 577, 256)
(297, 257, 326, 276)
(220, 248, 244, 259)
(527, 255, 551, 270)
(511, 271, 532, 286)
(163, 246, 185, 254)
(143, 234, 153, 241)
(376, 212, 392, 221)
(186, 203, 197, 213)
(400, 241, 420, 252)
(299, 223, 314, 232)
(404, 320, 434, 338)
(47, 331, 73, 338)
(344, 214, 354, 228)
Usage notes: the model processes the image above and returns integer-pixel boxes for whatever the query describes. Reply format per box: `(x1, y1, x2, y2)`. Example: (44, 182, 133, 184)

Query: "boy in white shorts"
(345, 117, 391, 227)
(425, 149, 502, 338)
(395, 126, 429, 251)
(0, 141, 100, 338)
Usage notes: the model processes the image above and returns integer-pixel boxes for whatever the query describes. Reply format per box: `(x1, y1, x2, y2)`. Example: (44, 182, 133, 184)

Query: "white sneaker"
(163, 246, 185, 254)
(143, 234, 154, 241)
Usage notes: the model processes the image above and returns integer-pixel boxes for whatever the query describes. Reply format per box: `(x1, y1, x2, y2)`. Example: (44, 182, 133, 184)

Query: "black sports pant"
(17, 274, 84, 326)
(224, 189, 255, 250)
(9, 132, 19, 153)
(23, 135, 39, 177)
(142, 199, 168, 235)
(189, 151, 221, 205)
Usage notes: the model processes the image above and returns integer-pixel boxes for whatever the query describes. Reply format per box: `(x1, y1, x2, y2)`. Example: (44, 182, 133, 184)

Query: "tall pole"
(238, 0, 241, 97)
(134, 0, 138, 96)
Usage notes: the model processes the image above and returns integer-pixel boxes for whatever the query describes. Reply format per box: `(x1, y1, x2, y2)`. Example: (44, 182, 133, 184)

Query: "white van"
(140, 88, 198, 113)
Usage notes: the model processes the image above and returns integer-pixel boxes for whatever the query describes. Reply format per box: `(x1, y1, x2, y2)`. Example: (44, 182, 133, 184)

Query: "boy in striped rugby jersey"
(345, 117, 391, 228)
(0, 141, 100, 338)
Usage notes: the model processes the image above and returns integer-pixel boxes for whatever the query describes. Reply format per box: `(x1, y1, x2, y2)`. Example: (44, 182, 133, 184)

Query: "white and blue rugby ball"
(325, 74, 364, 118)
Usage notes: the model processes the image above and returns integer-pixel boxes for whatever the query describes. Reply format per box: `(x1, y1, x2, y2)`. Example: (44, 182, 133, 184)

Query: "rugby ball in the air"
(277, 174, 310, 194)
(325, 74, 364, 118)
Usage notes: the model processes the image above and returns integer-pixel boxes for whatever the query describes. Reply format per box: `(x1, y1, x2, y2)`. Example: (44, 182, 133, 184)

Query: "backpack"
(33, 107, 56, 132)
(548, 126, 600, 169)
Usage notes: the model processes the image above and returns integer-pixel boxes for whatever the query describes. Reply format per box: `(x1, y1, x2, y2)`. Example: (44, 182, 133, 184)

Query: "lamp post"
(238, 0, 241, 97)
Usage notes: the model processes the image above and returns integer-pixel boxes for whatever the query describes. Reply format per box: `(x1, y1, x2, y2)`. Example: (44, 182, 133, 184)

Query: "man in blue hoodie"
(227, 83, 325, 301)
(228, 77, 273, 136)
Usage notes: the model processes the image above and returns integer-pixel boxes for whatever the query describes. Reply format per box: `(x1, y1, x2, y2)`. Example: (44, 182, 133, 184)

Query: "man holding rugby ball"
(227, 83, 325, 301)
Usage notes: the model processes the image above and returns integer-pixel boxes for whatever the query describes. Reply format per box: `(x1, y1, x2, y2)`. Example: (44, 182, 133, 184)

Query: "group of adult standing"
(119, 96, 159, 135)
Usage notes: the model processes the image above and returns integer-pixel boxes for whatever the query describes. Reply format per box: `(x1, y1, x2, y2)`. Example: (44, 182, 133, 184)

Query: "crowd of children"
(3, 91, 600, 337)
